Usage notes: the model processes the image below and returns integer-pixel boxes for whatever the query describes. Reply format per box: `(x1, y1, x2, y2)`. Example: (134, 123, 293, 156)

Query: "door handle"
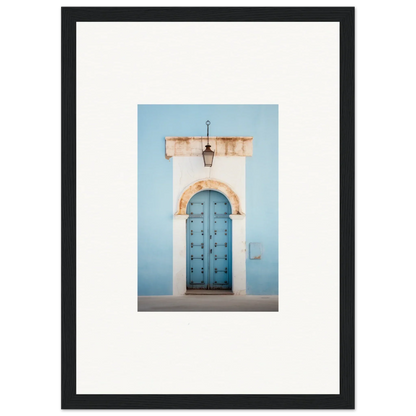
(210, 249, 212, 253)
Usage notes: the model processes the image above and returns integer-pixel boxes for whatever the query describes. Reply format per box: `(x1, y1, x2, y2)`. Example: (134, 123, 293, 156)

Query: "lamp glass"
(202, 145, 214, 167)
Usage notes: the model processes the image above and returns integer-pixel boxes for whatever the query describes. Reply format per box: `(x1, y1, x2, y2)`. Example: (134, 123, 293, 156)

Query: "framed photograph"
(62, 7, 354, 409)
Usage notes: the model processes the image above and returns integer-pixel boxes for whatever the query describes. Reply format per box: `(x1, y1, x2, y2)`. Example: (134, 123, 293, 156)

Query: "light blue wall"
(138, 105, 278, 295)
(245, 106, 279, 294)
(137, 106, 173, 295)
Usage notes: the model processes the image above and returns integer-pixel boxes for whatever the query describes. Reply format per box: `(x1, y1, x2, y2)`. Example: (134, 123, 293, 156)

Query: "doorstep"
(185, 290, 234, 295)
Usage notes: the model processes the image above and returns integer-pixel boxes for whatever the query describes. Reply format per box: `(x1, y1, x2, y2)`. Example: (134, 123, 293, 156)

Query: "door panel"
(210, 197, 231, 288)
(189, 201, 204, 216)
(187, 194, 208, 289)
(187, 190, 231, 290)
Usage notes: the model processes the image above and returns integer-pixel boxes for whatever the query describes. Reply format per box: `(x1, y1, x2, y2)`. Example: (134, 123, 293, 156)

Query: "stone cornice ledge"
(229, 214, 246, 220)
(174, 214, 189, 220)
(165, 136, 253, 159)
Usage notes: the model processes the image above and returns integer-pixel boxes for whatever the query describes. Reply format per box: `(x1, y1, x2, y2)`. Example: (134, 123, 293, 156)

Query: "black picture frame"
(62, 7, 354, 409)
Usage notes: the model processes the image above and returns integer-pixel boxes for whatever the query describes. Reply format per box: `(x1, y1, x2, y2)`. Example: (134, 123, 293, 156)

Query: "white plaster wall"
(172, 214, 188, 296)
(229, 214, 247, 295)
(172, 156, 247, 295)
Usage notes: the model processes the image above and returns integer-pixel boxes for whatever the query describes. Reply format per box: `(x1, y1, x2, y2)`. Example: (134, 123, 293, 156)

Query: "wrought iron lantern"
(202, 120, 214, 167)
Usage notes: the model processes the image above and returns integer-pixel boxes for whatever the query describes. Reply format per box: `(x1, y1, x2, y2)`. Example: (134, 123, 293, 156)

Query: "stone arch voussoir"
(177, 179, 242, 215)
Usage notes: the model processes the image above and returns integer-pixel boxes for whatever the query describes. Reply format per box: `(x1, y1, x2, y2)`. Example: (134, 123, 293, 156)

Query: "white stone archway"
(176, 179, 243, 215)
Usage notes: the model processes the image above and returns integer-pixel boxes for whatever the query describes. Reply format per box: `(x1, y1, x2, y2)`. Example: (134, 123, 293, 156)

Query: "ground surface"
(137, 295, 278, 312)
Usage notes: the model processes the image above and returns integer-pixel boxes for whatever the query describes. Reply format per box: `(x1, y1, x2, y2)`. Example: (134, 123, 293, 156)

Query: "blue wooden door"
(187, 190, 231, 290)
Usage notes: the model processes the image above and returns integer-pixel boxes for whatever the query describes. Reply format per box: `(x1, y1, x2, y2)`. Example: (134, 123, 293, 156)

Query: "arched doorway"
(176, 179, 242, 215)
(186, 190, 232, 290)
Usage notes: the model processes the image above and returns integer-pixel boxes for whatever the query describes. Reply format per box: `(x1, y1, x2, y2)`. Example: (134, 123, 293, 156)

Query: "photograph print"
(137, 105, 279, 311)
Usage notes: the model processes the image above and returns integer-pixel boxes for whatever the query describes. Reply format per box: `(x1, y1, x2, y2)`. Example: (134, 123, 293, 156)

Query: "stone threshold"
(185, 290, 234, 295)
